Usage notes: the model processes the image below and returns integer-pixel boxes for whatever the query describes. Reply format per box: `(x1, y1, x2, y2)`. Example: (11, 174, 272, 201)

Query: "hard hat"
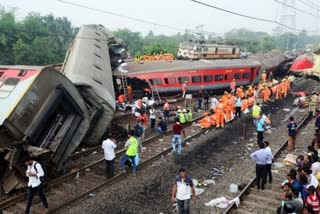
(178, 109, 182, 113)
(184, 81, 187, 83)
(182, 109, 187, 113)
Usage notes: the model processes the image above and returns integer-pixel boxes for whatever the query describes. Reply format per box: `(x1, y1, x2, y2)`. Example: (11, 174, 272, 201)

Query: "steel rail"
(0, 114, 206, 210)
(47, 118, 216, 213)
(222, 112, 311, 214)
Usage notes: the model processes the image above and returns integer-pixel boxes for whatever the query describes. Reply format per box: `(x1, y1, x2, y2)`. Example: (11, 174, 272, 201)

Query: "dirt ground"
(59, 78, 320, 214)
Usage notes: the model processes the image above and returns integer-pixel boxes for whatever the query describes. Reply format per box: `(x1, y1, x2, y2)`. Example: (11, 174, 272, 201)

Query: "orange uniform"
(241, 98, 248, 112)
(215, 102, 225, 128)
(225, 100, 233, 122)
(163, 102, 170, 110)
(276, 84, 282, 99)
(236, 87, 244, 98)
(118, 94, 125, 103)
(281, 81, 287, 98)
(219, 94, 229, 105)
(263, 86, 271, 102)
(127, 85, 132, 99)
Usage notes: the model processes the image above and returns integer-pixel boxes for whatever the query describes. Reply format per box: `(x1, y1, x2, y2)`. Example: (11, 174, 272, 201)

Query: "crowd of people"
(134, 53, 175, 62)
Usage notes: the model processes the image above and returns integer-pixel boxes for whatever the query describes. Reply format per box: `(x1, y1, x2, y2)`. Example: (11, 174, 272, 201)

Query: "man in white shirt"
(171, 168, 196, 213)
(102, 137, 117, 178)
(264, 141, 274, 184)
(211, 95, 218, 110)
(24, 156, 48, 214)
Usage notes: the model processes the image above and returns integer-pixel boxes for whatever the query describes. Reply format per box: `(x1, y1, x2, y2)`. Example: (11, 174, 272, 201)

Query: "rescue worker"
(261, 71, 267, 82)
(186, 109, 193, 122)
(181, 81, 187, 98)
(127, 85, 133, 99)
(117, 94, 125, 104)
(281, 79, 288, 98)
(120, 130, 138, 176)
(179, 109, 186, 124)
(252, 103, 261, 127)
(276, 83, 282, 100)
(310, 92, 320, 116)
(215, 102, 225, 128)
(183, 109, 188, 123)
(263, 85, 271, 102)
(230, 79, 236, 93)
(220, 91, 229, 105)
(225, 98, 233, 123)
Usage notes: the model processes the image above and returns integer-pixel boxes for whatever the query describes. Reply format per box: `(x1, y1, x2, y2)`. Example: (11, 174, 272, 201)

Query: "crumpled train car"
(61, 24, 115, 146)
(0, 66, 90, 195)
(0, 24, 117, 195)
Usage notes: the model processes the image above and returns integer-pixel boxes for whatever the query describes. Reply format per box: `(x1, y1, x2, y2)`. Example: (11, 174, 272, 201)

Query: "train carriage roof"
(115, 58, 262, 74)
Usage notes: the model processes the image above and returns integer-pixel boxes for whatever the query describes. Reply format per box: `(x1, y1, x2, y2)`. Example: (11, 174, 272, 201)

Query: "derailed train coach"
(0, 24, 116, 195)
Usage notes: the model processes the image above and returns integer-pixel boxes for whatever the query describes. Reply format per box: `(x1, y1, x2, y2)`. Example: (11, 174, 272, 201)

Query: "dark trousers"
(257, 131, 264, 145)
(204, 99, 209, 110)
(265, 163, 272, 183)
(198, 98, 202, 110)
(163, 110, 170, 121)
(255, 164, 266, 189)
(105, 159, 115, 178)
(25, 184, 48, 214)
(150, 118, 156, 128)
(235, 107, 241, 118)
(177, 199, 190, 214)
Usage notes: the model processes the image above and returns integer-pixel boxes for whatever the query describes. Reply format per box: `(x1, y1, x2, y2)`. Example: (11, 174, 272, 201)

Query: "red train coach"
(114, 51, 286, 94)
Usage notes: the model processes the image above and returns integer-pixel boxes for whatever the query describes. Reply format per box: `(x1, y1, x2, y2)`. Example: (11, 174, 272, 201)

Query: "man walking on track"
(287, 116, 298, 151)
(171, 168, 196, 214)
(24, 156, 49, 214)
(120, 130, 138, 176)
(172, 118, 185, 156)
(250, 143, 272, 190)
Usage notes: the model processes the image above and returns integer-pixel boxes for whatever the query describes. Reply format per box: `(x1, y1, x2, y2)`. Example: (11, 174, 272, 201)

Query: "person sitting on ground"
(278, 187, 295, 214)
(281, 170, 302, 193)
(156, 117, 167, 134)
(303, 205, 316, 214)
(306, 185, 320, 213)
(299, 174, 310, 201)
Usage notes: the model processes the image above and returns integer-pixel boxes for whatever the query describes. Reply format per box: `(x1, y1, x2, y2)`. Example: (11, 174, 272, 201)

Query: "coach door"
(250, 67, 255, 82)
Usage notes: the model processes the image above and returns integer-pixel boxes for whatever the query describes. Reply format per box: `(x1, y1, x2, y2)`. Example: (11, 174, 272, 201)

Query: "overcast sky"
(1, 0, 320, 36)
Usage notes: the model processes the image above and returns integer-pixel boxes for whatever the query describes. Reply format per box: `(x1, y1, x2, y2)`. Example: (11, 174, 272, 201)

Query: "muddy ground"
(59, 78, 319, 214)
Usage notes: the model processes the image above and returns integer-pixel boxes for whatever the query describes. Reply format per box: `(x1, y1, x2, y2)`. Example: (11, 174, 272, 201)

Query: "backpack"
(133, 124, 143, 137)
(34, 162, 47, 182)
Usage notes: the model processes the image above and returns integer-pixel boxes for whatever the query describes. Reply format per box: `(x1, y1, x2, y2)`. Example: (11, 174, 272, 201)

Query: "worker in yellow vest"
(120, 130, 138, 176)
(252, 102, 261, 127)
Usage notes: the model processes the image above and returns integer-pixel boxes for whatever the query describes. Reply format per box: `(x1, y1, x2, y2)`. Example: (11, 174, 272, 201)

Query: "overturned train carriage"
(0, 66, 91, 194)
(61, 24, 116, 146)
(0, 24, 116, 195)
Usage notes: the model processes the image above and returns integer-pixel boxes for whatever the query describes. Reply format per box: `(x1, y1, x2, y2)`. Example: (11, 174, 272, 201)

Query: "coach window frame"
(164, 77, 177, 84)
(0, 77, 20, 98)
(178, 76, 189, 84)
(204, 75, 213, 82)
(149, 78, 163, 85)
(191, 76, 202, 83)
(214, 74, 223, 81)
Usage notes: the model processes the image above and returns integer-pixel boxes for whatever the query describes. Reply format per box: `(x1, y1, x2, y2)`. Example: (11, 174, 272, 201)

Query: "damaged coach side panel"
(0, 66, 90, 195)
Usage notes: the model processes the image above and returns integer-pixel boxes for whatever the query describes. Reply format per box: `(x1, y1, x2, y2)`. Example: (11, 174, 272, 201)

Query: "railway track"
(223, 112, 312, 214)
(0, 112, 210, 213)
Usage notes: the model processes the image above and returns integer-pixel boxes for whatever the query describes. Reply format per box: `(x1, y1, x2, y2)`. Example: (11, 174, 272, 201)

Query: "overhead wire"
(190, 0, 317, 33)
(273, 0, 319, 17)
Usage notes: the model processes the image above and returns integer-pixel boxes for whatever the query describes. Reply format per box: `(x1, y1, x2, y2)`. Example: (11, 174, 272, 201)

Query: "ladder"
(150, 81, 161, 102)
(119, 67, 129, 101)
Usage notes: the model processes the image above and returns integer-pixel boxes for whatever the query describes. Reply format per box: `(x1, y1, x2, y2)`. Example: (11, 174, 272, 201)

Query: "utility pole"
(276, 0, 296, 51)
